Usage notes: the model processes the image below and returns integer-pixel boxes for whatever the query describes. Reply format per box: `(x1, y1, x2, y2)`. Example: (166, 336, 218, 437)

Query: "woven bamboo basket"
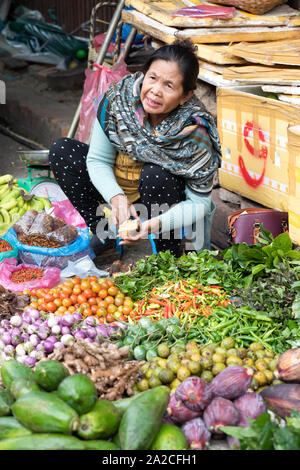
(210, 0, 288, 15)
(88, 0, 122, 69)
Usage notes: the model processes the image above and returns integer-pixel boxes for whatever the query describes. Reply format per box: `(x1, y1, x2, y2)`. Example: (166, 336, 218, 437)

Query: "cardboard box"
(287, 125, 300, 245)
(217, 87, 300, 211)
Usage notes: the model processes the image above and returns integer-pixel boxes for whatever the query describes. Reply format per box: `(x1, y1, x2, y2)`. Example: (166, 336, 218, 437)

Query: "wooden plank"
(228, 39, 300, 66)
(123, 9, 300, 43)
(176, 26, 300, 43)
(125, 0, 300, 28)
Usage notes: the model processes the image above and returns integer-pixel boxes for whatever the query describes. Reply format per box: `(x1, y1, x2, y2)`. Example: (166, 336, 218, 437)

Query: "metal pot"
(18, 150, 50, 167)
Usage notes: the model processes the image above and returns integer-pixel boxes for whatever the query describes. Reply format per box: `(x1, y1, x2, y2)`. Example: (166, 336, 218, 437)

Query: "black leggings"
(49, 137, 186, 256)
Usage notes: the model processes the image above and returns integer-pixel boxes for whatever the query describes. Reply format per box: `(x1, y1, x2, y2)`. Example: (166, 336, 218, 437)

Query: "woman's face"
(140, 59, 193, 127)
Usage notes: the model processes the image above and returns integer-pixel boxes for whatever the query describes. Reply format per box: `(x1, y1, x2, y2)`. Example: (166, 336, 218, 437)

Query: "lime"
(221, 337, 235, 350)
(226, 348, 238, 357)
(249, 342, 264, 352)
(199, 356, 213, 369)
(133, 345, 146, 361)
(211, 363, 226, 376)
(148, 376, 162, 388)
(168, 316, 180, 326)
(170, 378, 181, 390)
(255, 350, 266, 359)
(166, 357, 181, 374)
(190, 353, 201, 362)
(140, 362, 151, 374)
(253, 371, 267, 386)
(255, 359, 268, 371)
(137, 379, 149, 391)
(268, 359, 278, 371)
(243, 357, 254, 367)
(170, 345, 185, 356)
(157, 343, 170, 358)
(226, 356, 243, 366)
(214, 347, 227, 356)
(156, 358, 167, 369)
(263, 369, 274, 384)
(200, 370, 214, 383)
(158, 368, 175, 384)
(236, 347, 247, 359)
(177, 366, 191, 382)
(187, 361, 201, 375)
(146, 349, 158, 361)
(212, 353, 225, 363)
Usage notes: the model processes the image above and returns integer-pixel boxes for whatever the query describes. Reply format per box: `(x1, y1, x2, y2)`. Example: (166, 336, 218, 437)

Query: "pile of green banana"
(0, 174, 52, 235)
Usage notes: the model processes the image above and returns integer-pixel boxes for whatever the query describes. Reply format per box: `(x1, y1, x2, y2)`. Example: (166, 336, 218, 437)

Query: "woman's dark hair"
(143, 39, 199, 95)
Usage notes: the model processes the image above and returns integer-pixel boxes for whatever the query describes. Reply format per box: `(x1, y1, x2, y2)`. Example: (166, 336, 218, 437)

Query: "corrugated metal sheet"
(16, 1, 117, 37)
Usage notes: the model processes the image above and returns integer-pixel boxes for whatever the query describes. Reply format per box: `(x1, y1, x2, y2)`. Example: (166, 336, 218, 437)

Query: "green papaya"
(112, 433, 121, 448)
(57, 373, 98, 415)
(118, 386, 170, 450)
(77, 400, 121, 440)
(11, 390, 80, 434)
(1, 359, 36, 390)
(150, 422, 188, 450)
(113, 389, 149, 417)
(34, 360, 69, 391)
(10, 377, 41, 400)
(0, 434, 86, 450)
(0, 417, 32, 440)
(84, 440, 120, 450)
(0, 387, 14, 416)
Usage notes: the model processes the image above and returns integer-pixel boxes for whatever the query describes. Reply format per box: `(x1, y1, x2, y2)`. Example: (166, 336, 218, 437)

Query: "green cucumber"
(0, 434, 86, 450)
(57, 373, 98, 415)
(11, 390, 80, 434)
(118, 386, 170, 450)
(150, 422, 188, 450)
(77, 400, 120, 440)
(84, 440, 120, 450)
(34, 360, 69, 392)
(0, 417, 32, 440)
(0, 387, 14, 416)
(10, 377, 41, 400)
(1, 359, 36, 390)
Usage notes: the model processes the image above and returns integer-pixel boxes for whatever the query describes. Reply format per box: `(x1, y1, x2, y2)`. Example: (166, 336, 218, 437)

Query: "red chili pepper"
(11, 267, 43, 284)
(0, 239, 13, 252)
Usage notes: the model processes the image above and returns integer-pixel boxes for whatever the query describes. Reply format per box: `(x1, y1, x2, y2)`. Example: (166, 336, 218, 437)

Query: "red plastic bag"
(51, 199, 87, 229)
(77, 59, 129, 144)
(0, 258, 61, 292)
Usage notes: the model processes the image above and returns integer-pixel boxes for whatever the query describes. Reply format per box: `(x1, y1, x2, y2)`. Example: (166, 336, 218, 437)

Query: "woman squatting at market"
(49, 39, 221, 257)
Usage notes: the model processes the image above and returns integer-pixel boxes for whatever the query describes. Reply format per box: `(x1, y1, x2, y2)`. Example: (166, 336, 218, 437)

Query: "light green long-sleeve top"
(86, 119, 215, 250)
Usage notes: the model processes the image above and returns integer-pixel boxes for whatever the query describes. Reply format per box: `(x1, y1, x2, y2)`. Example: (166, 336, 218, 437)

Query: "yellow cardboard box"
(287, 125, 300, 245)
(217, 87, 300, 212)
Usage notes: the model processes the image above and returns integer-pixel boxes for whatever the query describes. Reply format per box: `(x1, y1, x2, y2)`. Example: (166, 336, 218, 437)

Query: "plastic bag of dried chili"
(0, 258, 61, 292)
(0, 238, 18, 263)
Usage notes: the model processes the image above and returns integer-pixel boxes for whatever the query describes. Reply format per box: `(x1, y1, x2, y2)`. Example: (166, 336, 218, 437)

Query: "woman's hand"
(110, 194, 139, 228)
(119, 217, 162, 246)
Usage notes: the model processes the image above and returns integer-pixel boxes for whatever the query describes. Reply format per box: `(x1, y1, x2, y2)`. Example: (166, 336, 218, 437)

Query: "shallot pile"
(0, 306, 127, 368)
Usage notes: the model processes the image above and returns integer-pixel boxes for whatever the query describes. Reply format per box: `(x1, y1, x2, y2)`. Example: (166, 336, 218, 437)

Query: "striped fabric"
(97, 71, 221, 195)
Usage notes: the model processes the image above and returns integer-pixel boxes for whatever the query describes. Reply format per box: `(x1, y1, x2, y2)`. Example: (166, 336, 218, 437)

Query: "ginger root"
(46, 338, 144, 400)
